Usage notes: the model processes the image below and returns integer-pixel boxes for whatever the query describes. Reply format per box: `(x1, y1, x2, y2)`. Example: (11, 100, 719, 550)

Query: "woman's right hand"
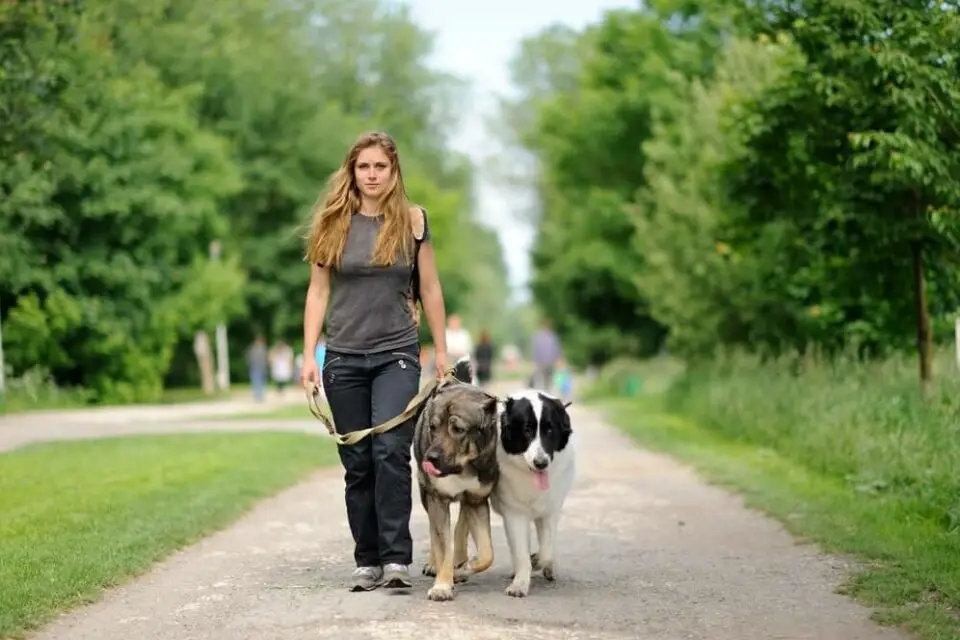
(300, 356, 320, 390)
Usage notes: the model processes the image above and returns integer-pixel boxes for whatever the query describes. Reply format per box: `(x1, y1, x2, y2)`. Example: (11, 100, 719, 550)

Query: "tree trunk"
(910, 238, 932, 391)
(193, 330, 216, 395)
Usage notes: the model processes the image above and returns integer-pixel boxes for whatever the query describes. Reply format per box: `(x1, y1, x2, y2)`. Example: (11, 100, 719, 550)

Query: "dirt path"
(0, 390, 302, 427)
(0, 391, 306, 453)
(24, 399, 908, 640)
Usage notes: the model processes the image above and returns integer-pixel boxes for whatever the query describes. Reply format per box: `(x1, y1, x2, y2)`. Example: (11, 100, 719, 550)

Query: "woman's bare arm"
(303, 262, 330, 361)
(417, 240, 447, 361)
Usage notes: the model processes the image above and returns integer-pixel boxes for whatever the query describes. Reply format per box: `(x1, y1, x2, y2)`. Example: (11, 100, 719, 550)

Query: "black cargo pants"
(321, 343, 421, 567)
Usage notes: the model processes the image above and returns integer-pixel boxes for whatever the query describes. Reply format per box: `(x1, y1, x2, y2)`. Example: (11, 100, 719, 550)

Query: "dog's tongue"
(534, 470, 550, 491)
(422, 460, 442, 477)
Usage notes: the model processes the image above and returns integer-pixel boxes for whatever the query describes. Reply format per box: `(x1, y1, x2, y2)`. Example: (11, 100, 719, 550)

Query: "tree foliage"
(503, 0, 960, 381)
(1, 0, 510, 402)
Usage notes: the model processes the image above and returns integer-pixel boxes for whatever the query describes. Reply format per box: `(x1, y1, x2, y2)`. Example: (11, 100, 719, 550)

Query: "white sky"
(401, 0, 639, 302)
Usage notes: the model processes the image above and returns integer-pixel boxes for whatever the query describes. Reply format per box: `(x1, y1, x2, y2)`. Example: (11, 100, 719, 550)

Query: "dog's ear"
(481, 389, 499, 401)
(550, 398, 573, 438)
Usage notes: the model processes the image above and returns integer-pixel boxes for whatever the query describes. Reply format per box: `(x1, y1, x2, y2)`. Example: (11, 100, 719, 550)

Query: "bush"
(0, 366, 94, 414)
(582, 355, 685, 401)
(662, 348, 960, 532)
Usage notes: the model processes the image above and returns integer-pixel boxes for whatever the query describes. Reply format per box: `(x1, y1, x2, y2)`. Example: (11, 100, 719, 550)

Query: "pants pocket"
(390, 351, 421, 369)
(322, 354, 343, 372)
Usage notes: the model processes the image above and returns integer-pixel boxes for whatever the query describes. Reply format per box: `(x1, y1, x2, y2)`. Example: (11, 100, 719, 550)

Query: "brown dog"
(413, 358, 500, 601)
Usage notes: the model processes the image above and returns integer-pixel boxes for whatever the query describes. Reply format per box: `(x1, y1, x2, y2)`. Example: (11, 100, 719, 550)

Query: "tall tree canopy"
(499, 0, 960, 384)
(0, 0, 511, 402)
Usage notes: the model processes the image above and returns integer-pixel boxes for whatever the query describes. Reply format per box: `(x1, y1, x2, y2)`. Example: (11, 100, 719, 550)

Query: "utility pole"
(955, 317, 960, 371)
(0, 296, 6, 405)
(208, 240, 231, 392)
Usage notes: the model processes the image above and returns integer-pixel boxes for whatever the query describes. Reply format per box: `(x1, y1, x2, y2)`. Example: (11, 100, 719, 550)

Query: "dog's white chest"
(433, 473, 484, 499)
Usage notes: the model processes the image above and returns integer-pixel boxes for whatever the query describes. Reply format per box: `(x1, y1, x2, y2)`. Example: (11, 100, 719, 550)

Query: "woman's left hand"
(434, 350, 448, 381)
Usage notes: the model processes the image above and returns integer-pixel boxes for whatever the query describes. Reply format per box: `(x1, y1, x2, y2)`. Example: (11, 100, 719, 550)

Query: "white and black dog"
(490, 389, 575, 597)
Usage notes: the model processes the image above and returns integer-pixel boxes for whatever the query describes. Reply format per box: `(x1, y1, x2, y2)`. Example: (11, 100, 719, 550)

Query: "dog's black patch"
(450, 357, 473, 384)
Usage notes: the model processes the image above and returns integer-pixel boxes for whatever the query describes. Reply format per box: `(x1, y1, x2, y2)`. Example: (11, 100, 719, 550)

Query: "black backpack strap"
(411, 207, 428, 302)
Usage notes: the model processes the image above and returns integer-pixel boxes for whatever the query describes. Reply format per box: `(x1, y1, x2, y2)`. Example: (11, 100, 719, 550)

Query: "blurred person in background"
(246, 334, 269, 402)
(474, 329, 495, 387)
(553, 356, 573, 402)
(444, 313, 473, 375)
(269, 338, 295, 396)
(530, 318, 562, 392)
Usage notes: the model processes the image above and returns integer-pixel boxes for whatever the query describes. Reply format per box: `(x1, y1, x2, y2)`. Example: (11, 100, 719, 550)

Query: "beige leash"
(305, 366, 459, 446)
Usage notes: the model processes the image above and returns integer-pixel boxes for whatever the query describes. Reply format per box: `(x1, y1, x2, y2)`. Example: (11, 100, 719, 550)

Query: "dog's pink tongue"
(534, 470, 550, 491)
(422, 460, 442, 477)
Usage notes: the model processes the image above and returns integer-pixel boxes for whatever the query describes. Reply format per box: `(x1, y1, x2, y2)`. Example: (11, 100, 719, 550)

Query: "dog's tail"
(450, 355, 476, 385)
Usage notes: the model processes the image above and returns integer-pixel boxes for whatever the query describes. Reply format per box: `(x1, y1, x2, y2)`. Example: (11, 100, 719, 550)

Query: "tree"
(503, 8, 725, 365)
(1, 0, 511, 402)
(0, 2, 243, 401)
(503, 0, 960, 386)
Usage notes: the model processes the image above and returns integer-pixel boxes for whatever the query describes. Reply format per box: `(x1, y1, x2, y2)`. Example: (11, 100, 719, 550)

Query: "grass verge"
(0, 431, 338, 639)
(223, 401, 320, 421)
(588, 351, 960, 640)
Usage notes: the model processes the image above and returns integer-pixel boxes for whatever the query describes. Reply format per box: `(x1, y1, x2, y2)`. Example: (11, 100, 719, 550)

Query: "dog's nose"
(426, 450, 441, 464)
(533, 455, 549, 470)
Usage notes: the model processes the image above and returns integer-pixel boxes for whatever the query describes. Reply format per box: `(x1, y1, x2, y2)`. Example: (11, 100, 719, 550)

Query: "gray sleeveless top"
(320, 211, 430, 354)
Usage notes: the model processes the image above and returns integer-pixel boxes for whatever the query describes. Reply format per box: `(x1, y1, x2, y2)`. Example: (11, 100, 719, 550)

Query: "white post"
(0, 296, 5, 400)
(216, 322, 230, 391)
(955, 317, 960, 371)
(209, 240, 231, 392)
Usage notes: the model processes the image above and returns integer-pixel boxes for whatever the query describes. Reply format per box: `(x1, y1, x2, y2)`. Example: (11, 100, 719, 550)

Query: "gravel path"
(18, 392, 908, 640)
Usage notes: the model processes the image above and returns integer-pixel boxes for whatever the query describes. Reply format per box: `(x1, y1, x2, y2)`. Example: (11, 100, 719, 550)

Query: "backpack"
(409, 207, 427, 326)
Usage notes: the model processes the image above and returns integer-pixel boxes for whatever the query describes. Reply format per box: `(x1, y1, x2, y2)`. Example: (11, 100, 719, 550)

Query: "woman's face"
(354, 146, 392, 201)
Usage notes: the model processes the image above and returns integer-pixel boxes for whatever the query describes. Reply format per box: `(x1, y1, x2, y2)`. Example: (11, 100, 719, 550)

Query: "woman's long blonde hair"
(304, 131, 415, 268)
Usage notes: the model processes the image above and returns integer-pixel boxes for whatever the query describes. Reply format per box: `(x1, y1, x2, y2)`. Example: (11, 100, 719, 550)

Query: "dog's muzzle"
(423, 451, 461, 478)
(532, 454, 550, 471)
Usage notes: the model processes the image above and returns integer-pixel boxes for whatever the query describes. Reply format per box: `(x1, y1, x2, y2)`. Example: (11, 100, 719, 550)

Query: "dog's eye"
(450, 424, 465, 437)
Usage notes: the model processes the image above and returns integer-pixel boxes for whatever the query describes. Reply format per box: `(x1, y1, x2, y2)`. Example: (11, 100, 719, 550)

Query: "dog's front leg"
(422, 533, 437, 577)
(426, 497, 455, 601)
(532, 513, 558, 581)
(452, 507, 469, 568)
(503, 512, 532, 597)
(464, 500, 494, 575)
(419, 483, 437, 577)
(452, 506, 472, 583)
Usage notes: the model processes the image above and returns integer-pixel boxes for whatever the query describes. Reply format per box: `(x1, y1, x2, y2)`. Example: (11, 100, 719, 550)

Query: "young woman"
(300, 131, 449, 592)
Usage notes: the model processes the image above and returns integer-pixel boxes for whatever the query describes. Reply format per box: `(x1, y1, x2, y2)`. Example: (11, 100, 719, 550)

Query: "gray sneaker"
(381, 563, 412, 589)
(349, 566, 383, 592)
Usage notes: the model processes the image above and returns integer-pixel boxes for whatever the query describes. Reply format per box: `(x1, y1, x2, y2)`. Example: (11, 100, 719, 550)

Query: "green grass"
(0, 431, 338, 639)
(227, 403, 319, 421)
(588, 350, 960, 640)
(157, 383, 251, 405)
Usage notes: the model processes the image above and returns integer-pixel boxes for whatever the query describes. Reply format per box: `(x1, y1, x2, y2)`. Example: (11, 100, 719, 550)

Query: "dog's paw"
(531, 553, 555, 581)
(453, 562, 472, 583)
(427, 584, 455, 602)
(421, 562, 436, 577)
(505, 579, 530, 598)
